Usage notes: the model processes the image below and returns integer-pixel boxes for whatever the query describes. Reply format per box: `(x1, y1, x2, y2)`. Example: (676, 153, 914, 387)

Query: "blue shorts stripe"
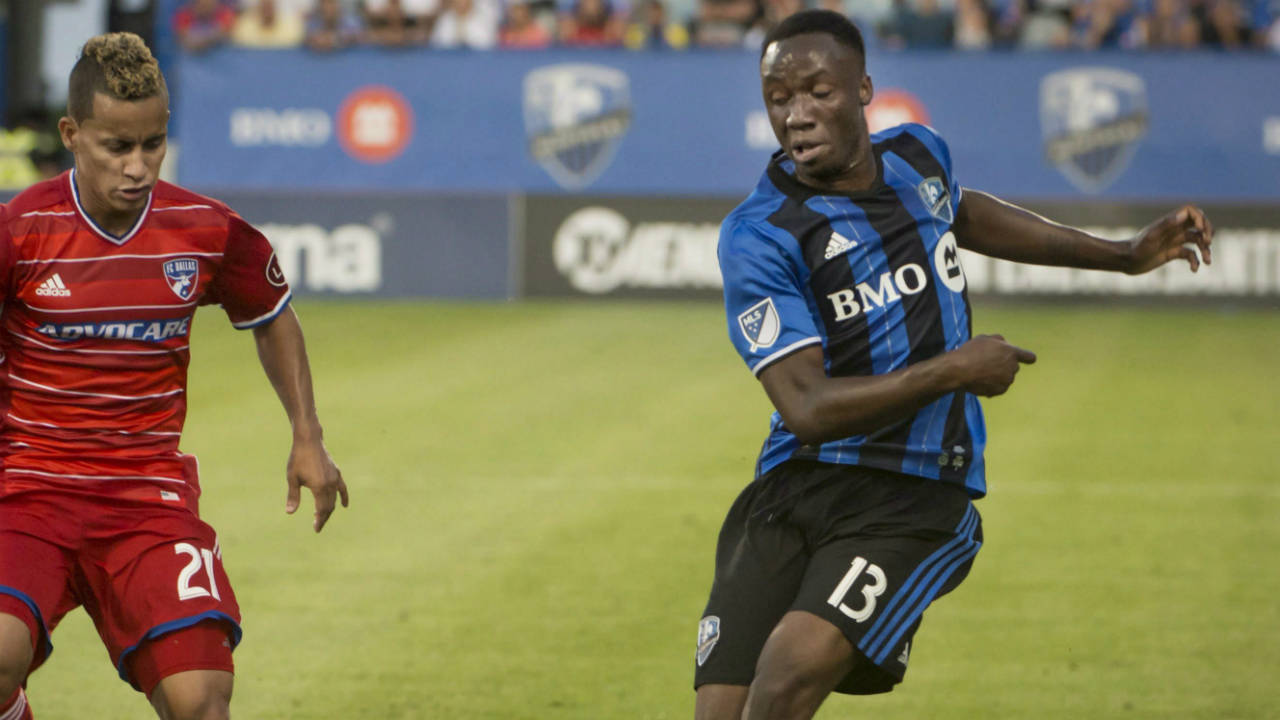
(870, 538, 982, 664)
(862, 511, 980, 660)
(858, 505, 976, 656)
(115, 610, 242, 684)
(0, 584, 54, 659)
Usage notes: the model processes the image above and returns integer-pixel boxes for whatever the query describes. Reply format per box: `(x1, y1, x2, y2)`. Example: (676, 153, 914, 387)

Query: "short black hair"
(760, 9, 866, 63)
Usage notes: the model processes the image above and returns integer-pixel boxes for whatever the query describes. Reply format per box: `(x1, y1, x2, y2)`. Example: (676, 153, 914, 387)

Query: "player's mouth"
(790, 141, 826, 164)
(118, 185, 151, 201)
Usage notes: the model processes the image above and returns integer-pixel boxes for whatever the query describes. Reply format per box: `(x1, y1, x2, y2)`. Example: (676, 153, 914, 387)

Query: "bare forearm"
(253, 306, 323, 441)
(763, 354, 961, 444)
(761, 337, 1034, 445)
(954, 190, 1132, 271)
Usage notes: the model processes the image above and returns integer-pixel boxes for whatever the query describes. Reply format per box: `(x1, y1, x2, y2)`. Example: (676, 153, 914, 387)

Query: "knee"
(0, 625, 34, 699)
(748, 661, 830, 718)
(0, 668, 22, 704)
(157, 691, 231, 720)
(152, 674, 233, 720)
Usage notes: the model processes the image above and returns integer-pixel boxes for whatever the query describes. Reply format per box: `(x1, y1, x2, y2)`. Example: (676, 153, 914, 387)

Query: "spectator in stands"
(1268, 0, 1280, 49)
(174, 0, 235, 52)
(624, 0, 692, 47)
(109, 0, 157, 48)
(1072, 0, 1139, 48)
(365, 0, 438, 45)
(1198, 0, 1252, 46)
(500, 0, 555, 46)
(1135, 0, 1201, 47)
(559, 0, 625, 45)
(306, 0, 366, 50)
(880, 0, 954, 48)
(952, 0, 992, 47)
(232, 0, 309, 46)
(691, 0, 761, 46)
(830, 0, 896, 30)
(1016, 0, 1073, 47)
(432, 0, 502, 46)
(745, 0, 804, 48)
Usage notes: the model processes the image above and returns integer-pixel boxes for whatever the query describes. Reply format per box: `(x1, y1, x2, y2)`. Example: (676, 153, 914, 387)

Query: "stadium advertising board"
(176, 49, 1280, 200)
(217, 192, 510, 298)
(522, 195, 736, 300)
(521, 197, 1280, 302)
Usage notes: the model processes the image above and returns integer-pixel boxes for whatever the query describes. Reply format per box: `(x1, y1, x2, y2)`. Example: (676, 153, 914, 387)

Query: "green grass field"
(26, 300, 1280, 719)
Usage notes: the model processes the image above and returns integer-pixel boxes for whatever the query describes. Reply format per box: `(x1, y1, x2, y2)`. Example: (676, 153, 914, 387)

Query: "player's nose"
(786, 97, 817, 129)
(122, 149, 148, 180)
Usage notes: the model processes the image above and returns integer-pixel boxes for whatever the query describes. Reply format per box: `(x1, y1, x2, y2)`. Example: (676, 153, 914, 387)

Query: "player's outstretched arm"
(952, 189, 1213, 274)
(253, 306, 349, 533)
(759, 336, 1036, 445)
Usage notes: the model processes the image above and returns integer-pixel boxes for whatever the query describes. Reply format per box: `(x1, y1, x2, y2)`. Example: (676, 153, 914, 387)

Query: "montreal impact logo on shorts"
(163, 258, 200, 301)
(523, 63, 633, 190)
(1040, 67, 1148, 194)
(696, 615, 720, 667)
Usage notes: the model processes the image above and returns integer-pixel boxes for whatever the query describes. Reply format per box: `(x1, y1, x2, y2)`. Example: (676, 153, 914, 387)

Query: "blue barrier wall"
(176, 48, 1280, 200)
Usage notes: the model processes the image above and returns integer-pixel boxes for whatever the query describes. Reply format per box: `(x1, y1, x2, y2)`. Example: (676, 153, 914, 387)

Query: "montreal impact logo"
(1040, 67, 1148, 194)
(523, 64, 633, 190)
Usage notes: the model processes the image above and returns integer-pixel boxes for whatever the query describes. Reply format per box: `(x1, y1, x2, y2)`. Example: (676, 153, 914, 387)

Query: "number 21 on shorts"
(175, 541, 223, 601)
(827, 556, 887, 623)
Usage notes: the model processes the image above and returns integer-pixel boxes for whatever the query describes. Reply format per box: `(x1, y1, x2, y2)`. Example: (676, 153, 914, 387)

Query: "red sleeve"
(204, 213, 292, 329)
(0, 206, 14, 300)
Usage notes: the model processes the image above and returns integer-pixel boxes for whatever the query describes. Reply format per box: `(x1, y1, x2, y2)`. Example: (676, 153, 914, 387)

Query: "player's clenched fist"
(949, 334, 1037, 397)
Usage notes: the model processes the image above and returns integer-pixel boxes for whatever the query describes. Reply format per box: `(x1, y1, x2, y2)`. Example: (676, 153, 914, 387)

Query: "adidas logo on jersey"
(35, 274, 71, 297)
(824, 231, 857, 260)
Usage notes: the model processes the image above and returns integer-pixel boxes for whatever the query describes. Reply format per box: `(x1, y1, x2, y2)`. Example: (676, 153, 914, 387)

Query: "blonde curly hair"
(68, 32, 168, 121)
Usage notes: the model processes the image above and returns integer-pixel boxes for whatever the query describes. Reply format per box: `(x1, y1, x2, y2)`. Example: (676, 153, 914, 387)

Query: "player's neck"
(73, 171, 148, 237)
(796, 140, 877, 195)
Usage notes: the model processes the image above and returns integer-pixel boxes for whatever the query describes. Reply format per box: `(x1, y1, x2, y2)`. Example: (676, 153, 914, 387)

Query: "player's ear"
(860, 74, 874, 106)
(57, 116, 78, 152)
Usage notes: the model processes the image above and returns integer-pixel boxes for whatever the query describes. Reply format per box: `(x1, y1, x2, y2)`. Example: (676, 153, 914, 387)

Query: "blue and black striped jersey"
(719, 123, 988, 497)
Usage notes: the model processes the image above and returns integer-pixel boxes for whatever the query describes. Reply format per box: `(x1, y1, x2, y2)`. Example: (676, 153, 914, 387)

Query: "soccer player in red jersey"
(0, 33, 348, 720)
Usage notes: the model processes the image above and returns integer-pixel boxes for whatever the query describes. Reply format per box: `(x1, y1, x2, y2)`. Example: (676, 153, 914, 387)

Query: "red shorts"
(0, 483, 241, 692)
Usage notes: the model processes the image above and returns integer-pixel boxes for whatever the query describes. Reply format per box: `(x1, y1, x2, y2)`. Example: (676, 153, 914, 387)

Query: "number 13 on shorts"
(175, 540, 223, 601)
(827, 556, 887, 623)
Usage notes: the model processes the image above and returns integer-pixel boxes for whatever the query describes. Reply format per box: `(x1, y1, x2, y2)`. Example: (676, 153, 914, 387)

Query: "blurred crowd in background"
(173, 0, 1280, 51)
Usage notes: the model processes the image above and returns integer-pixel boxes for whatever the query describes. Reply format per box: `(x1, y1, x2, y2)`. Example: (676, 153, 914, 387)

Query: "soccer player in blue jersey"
(693, 10, 1214, 720)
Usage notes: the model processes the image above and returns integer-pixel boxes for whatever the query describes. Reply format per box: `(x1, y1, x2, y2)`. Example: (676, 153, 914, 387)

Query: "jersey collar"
(766, 146, 886, 202)
(68, 169, 153, 246)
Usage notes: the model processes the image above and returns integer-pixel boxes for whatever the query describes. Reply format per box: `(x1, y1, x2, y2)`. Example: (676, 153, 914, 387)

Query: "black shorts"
(694, 460, 982, 695)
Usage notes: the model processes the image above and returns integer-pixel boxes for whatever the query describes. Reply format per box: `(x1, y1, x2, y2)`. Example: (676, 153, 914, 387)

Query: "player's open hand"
(285, 437, 349, 533)
(951, 334, 1037, 397)
(1127, 205, 1214, 275)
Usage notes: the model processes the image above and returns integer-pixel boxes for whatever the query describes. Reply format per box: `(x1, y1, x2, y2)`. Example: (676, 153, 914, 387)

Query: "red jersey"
(0, 171, 290, 502)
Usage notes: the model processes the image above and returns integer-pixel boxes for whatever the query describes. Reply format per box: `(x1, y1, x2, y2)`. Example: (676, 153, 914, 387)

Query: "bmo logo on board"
(337, 86, 414, 164)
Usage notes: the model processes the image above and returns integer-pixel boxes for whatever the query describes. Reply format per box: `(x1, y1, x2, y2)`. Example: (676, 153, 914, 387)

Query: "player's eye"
(812, 87, 833, 99)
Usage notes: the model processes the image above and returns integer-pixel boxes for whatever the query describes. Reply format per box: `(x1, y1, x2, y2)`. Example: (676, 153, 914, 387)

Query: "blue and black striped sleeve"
(903, 123, 963, 213)
(719, 218, 822, 377)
